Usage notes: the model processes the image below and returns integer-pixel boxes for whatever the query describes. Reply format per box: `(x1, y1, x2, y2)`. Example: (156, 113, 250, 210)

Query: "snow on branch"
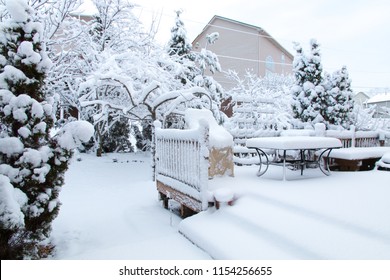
(137, 81, 160, 104)
(151, 86, 210, 111)
(206, 32, 219, 45)
(0, 137, 24, 157)
(98, 73, 139, 107)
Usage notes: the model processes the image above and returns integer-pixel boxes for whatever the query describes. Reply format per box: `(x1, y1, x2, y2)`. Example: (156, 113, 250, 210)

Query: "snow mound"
(56, 121, 94, 150)
(213, 188, 234, 202)
(381, 152, 390, 164)
(185, 109, 233, 148)
(0, 137, 24, 156)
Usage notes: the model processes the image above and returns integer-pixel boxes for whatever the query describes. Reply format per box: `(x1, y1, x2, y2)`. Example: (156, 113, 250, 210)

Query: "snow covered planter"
(154, 109, 234, 217)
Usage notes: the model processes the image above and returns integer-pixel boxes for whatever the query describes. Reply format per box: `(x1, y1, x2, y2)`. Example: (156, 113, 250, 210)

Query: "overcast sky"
(84, 0, 390, 93)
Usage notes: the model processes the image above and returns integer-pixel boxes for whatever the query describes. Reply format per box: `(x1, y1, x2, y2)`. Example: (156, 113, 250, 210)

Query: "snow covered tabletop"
(246, 136, 342, 150)
(327, 147, 390, 160)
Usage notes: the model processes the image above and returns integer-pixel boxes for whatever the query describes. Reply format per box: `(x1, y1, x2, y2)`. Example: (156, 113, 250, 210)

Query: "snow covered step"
(179, 195, 390, 259)
(231, 196, 390, 259)
(179, 209, 295, 259)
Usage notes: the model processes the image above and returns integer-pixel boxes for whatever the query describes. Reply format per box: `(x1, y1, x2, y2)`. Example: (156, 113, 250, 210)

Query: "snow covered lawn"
(50, 152, 210, 260)
(51, 152, 390, 260)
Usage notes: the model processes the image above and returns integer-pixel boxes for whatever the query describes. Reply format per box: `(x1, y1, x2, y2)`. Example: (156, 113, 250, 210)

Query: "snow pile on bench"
(329, 147, 390, 160)
(185, 108, 233, 149)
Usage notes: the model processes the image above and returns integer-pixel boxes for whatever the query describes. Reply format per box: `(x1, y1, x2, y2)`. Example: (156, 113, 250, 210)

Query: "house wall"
(194, 17, 259, 89)
(192, 16, 293, 90)
(354, 92, 370, 106)
(258, 34, 293, 77)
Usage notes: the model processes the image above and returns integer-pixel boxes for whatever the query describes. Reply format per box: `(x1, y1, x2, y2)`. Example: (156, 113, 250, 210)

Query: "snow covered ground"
(50, 152, 390, 260)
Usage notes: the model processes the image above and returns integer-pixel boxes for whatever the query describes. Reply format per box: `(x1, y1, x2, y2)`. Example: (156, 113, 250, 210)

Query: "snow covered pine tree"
(291, 40, 355, 128)
(0, 0, 93, 259)
(327, 66, 355, 128)
(291, 39, 327, 125)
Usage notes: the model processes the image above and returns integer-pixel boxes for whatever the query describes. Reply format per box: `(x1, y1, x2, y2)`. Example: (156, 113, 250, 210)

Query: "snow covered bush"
(0, 0, 93, 259)
(101, 117, 133, 153)
(167, 10, 193, 58)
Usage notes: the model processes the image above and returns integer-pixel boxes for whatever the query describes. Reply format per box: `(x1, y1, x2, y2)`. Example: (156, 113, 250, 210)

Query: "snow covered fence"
(281, 125, 382, 148)
(154, 120, 210, 216)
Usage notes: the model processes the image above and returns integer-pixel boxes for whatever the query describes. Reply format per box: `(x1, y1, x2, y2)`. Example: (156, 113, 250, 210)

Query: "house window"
(265, 55, 274, 76)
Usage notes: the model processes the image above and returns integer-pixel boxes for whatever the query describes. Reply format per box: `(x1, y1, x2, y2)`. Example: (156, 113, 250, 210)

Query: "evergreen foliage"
(167, 10, 192, 57)
(291, 39, 325, 124)
(0, 0, 92, 259)
(291, 40, 355, 128)
(132, 121, 152, 152)
(101, 117, 133, 153)
(327, 66, 355, 127)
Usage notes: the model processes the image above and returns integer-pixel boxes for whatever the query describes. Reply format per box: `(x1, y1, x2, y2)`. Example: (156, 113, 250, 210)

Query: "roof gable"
(193, 15, 293, 60)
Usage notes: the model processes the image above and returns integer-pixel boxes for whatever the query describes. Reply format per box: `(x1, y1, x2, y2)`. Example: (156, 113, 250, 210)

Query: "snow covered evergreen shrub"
(167, 10, 193, 58)
(131, 121, 152, 152)
(0, 0, 93, 259)
(101, 117, 133, 153)
(326, 66, 355, 128)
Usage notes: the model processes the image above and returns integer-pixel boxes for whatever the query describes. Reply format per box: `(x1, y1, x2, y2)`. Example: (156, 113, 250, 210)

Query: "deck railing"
(326, 128, 381, 148)
(154, 121, 210, 212)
